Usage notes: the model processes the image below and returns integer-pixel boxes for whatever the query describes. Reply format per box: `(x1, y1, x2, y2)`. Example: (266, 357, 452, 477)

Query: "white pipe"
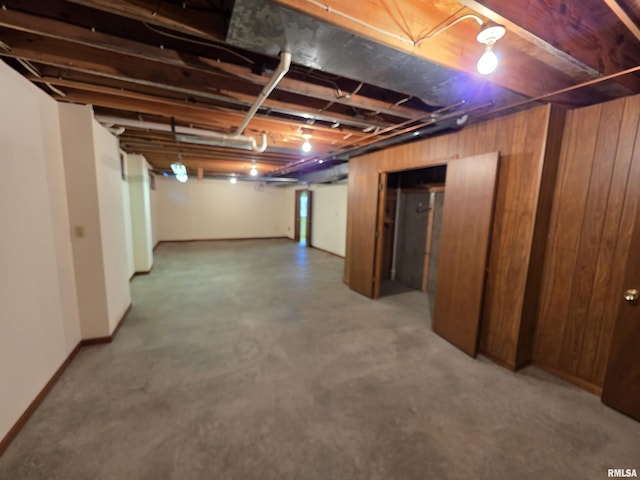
(235, 51, 292, 135)
(96, 51, 291, 153)
(94, 115, 268, 152)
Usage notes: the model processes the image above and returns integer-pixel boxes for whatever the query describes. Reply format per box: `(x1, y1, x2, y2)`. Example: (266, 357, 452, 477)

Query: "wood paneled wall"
(535, 95, 640, 390)
(346, 105, 565, 368)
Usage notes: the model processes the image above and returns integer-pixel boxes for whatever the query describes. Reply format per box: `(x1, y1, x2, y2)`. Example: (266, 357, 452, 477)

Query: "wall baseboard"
(1, 303, 134, 457)
(532, 362, 602, 396)
(131, 266, 153, 279)
(311, 245, 345, 259)
(81, 303, 132, 346)
(157, 236, 289, 244)
(480, 350, 518, 372)
(0, 341, 82, 457)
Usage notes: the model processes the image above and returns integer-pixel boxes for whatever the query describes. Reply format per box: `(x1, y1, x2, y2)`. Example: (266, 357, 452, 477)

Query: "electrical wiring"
(142, 21, 255, 65)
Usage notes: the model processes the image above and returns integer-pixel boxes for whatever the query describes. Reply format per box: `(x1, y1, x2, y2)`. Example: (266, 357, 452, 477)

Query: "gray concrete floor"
(1, 239, 639, 479)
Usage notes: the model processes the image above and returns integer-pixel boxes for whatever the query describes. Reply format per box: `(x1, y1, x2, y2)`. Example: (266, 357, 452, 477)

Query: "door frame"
(294, 189, 312, 247)
(421, 185, 445, 292)
(373, 167, 447, 298)
(373, 173, 388, 298)
(372, 154, 500, 357)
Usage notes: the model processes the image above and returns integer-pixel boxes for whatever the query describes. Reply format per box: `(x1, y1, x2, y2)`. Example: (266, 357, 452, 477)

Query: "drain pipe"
(236, 51, 292, 135)
(95, 52, 290, 153)
(95, 115, 268, 152)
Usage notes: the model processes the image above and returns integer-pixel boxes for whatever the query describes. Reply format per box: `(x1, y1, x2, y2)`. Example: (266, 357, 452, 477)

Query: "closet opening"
(378, 165, 446, 314)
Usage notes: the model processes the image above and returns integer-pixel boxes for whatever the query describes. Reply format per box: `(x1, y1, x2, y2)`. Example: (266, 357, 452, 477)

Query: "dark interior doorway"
(379, 165, 447, 311)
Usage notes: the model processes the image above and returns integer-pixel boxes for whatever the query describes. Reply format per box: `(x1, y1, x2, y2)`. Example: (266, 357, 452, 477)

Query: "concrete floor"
(1, 239, 639, 479)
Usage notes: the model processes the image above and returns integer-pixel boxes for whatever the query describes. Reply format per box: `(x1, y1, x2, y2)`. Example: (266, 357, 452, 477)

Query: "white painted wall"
(93, 121, 132, 333)
(120, 151, 135, 279)
(59, 103, 110, 339)
(127, 154, 154, 272)
(155, 178, 290, 240)
(147, 169, 160, 249)
(59, 105, 131, 338)
(310, 183, 348, 257)
(283, 183, 348, 256)
(0, 61, 81, 441)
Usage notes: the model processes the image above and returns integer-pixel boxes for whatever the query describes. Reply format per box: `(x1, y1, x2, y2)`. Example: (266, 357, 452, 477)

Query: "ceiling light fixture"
(301, 134, 312, 153)
(170, 154, 188, 183)
(230, 176, 237, 184)
(249, 165, 258, 176)
(476, 22, 506, 75)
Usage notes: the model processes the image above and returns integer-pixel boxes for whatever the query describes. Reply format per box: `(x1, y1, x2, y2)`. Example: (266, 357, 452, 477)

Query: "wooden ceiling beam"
(58, 89, 354, 146)
(143, 156, 284, 176)
(602, 0, 640, 43)
(141, 156, 277, 172)
(457, 0, 640, 93)
(62, 0, 227, 43)
(0, 9, 423, 121)
(119, 140, 293, 164)
(211, 61, 427, 120)
(119, 132, 298, 161)
(29, 75, 389, 130)
(273, 0, 638, 98)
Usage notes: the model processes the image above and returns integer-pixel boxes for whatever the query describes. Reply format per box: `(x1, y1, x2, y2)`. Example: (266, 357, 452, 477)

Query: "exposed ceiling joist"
(457, 0, 640, 93)
(602, 0, 640, 42)
(0, 10, 424, 127)
(1, 0, 639, 180)
(272, 0, 640, 99)
(0, 6, 426, 121)
(29, 76, 390, 130)
(63, 0, 227, 43)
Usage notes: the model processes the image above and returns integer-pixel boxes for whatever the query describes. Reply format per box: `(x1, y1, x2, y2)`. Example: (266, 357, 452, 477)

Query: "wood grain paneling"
(346, 171, 379, 295)
(535, 95, 640, 389)
(432, 153, 500, 356)
(346, 105, 563, 368)
(373, 173, 387, 298)
(516, 107, 566, 366)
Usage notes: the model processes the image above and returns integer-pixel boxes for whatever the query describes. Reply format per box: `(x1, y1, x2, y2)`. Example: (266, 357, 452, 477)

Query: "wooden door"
(306, 190, 313, 247)
(601, 213, 640, 421)
(373, 173, 388, 298)
(432, 152, 500, 356)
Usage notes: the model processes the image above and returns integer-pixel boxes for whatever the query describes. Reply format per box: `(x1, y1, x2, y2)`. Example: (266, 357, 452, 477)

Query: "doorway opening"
(299, 191, 308, 244)
(378, 165, 447, 312)
(294, 189, 312, 247)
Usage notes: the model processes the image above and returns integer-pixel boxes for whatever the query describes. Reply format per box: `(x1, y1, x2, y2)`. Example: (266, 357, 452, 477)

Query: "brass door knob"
(624, 288, 639, 303)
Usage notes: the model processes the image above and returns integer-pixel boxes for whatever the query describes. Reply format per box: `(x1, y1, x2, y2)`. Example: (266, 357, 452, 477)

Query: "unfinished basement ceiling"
(227, 0, 525, 108)
(1, 0, 639, 180)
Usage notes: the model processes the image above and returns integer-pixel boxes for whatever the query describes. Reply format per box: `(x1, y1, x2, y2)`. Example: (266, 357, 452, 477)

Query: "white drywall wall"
(93, 120, 132, 333)
(310, 183, 348, 257)
(0, 61, 81, 441)
(59, 104, 110, 339)
(150, 173, 160, 248)
(155, 177, 290, 240)
(120, 151, 135, 279)
(60, 105, 131, 338)
(284, 184, 348, 256)
(127, 154, 154, 272)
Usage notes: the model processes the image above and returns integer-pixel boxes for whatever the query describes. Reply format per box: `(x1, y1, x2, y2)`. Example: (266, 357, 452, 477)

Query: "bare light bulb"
(302, 140, 312, 153)
(230, 177, 237, 184)
(249, 166, 258, 176)
(477, 44, 498, 75)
